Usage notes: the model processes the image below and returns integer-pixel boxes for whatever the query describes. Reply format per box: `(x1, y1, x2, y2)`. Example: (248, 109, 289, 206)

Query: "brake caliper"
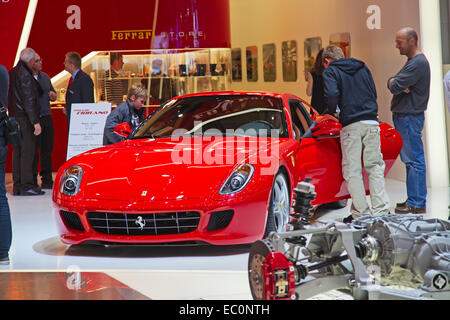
(262, 251, 296, 300)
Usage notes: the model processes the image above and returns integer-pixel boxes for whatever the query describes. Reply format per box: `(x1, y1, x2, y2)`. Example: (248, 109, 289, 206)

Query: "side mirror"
(310, 115, 342, 139)
(113, 122, 132, 138)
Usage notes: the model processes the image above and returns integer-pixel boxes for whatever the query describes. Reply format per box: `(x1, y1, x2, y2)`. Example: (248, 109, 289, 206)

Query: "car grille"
(86, 211, 201, 236)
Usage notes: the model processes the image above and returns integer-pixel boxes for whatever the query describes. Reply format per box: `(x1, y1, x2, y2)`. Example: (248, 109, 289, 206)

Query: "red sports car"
(52, 91, 402, 245)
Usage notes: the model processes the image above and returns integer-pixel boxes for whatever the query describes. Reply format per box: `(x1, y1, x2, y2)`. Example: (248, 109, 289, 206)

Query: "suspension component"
(292, 178, 316, 217)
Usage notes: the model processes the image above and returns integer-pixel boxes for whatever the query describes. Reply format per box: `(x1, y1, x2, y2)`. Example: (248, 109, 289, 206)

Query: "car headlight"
(219, 163, 254, 195)
(60, 165, 83, 196)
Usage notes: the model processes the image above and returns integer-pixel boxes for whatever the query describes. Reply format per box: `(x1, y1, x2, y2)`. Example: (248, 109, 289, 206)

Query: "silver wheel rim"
(271, 174, 290, 233)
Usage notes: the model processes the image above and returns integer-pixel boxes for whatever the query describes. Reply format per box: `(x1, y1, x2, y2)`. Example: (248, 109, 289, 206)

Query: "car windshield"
(130, 95, 288, 139)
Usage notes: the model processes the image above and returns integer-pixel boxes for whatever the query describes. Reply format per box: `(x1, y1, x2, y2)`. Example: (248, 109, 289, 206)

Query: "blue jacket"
(323, 58, 379, 128)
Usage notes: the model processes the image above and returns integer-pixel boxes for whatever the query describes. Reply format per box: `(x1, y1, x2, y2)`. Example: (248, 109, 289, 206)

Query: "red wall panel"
(0, 1, 29, 70)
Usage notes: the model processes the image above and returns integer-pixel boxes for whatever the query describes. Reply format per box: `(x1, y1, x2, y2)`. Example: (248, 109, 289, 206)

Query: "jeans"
(0, 144, 11, 258)
(340, 122, 390, 217)
(393, 112, 427, 208)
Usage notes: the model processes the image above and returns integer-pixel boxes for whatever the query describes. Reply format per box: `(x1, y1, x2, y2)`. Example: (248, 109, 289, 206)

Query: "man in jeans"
(388, 27, 430, 214)
(322, 45, 390, 223)
(0, 64, 12, 264)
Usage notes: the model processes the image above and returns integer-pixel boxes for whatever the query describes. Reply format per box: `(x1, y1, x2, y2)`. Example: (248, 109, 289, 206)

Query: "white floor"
(0, 178, 448, 300)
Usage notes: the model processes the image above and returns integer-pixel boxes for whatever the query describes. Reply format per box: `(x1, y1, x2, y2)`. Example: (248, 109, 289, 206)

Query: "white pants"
(340, 122, 390, 217)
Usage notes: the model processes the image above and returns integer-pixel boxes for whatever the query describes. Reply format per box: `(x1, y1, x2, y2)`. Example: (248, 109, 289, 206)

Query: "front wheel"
(264, 173, 290, 237)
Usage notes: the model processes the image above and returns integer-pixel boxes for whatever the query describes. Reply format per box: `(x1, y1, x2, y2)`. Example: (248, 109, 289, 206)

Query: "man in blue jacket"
(322, 45, 390, 223)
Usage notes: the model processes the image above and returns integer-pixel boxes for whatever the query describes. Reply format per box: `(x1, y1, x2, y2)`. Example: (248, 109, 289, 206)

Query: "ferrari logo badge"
(135, 216, 146, 230)
(141, 191, 147, 196)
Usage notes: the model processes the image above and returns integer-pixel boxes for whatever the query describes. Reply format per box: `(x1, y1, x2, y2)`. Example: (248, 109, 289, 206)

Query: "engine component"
(248, 182, 450, 300)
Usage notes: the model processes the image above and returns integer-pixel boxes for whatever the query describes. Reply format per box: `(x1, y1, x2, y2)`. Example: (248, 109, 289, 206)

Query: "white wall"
(229, 0, 448, 186)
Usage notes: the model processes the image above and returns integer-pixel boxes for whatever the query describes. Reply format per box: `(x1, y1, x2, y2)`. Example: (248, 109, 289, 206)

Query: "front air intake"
(207, 210, 234, 231)
(60, 210, 85, 231)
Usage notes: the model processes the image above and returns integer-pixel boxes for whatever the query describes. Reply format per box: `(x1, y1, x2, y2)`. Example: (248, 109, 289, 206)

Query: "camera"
(0, 103, 21, 147)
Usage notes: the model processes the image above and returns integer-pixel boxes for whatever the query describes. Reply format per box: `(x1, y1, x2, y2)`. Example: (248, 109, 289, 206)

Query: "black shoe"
(0, 256, 9, 265)
(41, 182, 54, 189)
(21, 188, 45, 196)
(343, 214, 354, 224)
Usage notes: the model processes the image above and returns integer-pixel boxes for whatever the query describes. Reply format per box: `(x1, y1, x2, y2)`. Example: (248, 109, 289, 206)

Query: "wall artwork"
(282, 40, 297, 82)
(304, 37, 322, 73)
(246, 46, 258, 82)
(263, 43, 276, 82)
(231, 48, 242, 81)
(329, 32, 351, 58)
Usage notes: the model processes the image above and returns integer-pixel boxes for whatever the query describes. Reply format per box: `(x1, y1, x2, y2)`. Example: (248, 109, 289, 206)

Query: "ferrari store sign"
(67, 103, 111, 160)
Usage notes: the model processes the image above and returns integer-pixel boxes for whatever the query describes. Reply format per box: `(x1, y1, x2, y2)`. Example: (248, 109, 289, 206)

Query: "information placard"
(67, 103, 111, 160)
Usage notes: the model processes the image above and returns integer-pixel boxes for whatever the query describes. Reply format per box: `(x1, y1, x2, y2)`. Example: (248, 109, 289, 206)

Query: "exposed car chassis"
(248, 181, 450, 300)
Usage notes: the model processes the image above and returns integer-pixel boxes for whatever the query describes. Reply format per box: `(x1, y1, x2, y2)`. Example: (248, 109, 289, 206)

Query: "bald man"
(387, 27, 430, 214)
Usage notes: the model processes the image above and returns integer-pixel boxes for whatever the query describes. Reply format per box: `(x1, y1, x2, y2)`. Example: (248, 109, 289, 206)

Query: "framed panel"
(263, 43, 276, 82)
(304, 37, 322, 73)
(329, 32, 351, 58)
(282, 40, 297, 82)
(231, 48, 242, 81)
(246, 46, 258, 82)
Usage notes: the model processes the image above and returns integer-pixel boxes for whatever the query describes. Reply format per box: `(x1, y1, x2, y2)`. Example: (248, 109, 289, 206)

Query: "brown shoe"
(395, 203, 426, 214)
(396, 200, 408, 208)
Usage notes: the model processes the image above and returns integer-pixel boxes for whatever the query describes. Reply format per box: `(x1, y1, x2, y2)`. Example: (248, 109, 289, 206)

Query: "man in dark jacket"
(322, 45, 390, 223)
(0, 64, 12, 264)
(63, 52, 95, 129)
(103, 84, 147, 145)
(9, 47, 44, 196)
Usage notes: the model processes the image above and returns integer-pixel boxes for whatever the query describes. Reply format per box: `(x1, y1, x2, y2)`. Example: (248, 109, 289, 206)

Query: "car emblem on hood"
(141, 191, 147, 196)
(135, 216, 146, 230)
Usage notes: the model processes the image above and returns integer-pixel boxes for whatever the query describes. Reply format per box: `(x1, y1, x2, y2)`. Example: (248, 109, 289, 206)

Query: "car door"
(288, 98, 349, 205)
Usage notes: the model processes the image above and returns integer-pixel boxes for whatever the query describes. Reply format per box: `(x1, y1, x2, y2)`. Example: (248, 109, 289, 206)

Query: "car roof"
(164, 91, 311, 111)
(173, 91, 287, 100)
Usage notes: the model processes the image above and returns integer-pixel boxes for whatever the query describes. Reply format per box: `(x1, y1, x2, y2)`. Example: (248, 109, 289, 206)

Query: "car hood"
(81, 137, 273, 201)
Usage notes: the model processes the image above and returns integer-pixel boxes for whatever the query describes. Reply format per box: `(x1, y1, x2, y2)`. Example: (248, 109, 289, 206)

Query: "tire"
(264, 172, 290, 237)
(248, 239, 275, 300)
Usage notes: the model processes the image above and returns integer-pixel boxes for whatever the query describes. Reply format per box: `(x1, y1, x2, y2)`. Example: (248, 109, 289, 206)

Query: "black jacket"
(0, 65, 9, 147)
(323, 58, 379, 127)
(65, 69, 95, 114)
(8, 60, 41, 125)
